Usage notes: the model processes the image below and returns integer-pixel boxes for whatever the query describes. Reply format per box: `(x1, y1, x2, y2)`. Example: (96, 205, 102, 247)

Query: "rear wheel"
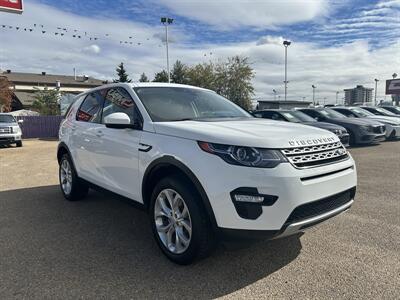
(59, 154, 88, 201)
(150, 175, 216, 265)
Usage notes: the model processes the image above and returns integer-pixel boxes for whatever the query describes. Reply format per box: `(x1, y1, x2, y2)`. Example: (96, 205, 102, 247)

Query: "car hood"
(303, 122, 346, 131)
(0, 122, 17, 127)
(153, 118, 339, 148)
(328, 117, 382, 126)
(366, 116, 400, 124)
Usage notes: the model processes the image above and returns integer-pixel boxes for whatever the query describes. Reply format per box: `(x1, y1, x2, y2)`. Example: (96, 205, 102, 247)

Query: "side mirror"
(104, 112, 135, 129)
(18, 120, 24, 124)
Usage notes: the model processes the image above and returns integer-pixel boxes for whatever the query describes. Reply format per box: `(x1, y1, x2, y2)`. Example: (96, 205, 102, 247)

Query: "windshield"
(134, 87, 252, 122)
(288, 110, 316, 122)
(0, 115, 15, 123)
(319, 108, 346, 119)
(375, 107, 397, 116)
(349, 107, 374, 117)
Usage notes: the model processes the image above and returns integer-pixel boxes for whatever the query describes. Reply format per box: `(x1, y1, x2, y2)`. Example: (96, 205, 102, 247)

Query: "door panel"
(92, 87, 143, 201)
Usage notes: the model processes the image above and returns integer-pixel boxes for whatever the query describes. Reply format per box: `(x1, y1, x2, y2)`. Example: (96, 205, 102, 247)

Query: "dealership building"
(1, 70, 105, 111)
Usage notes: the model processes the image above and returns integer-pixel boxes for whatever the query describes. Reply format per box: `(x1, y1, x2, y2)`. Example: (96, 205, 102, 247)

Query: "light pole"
(161, 17, 174, 83)
(312, 85, 316, 106)
(336, 91, 339, 105)
(374, 78, 379, 105)
(283, 40, 291, 101)
(273, 89, 277, 101)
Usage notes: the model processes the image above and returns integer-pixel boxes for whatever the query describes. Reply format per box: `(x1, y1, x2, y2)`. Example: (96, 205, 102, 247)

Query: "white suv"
(58, 83, 357, 264)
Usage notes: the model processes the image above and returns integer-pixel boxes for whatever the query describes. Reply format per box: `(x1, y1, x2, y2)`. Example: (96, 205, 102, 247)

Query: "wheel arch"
(142, 156, 218, 229)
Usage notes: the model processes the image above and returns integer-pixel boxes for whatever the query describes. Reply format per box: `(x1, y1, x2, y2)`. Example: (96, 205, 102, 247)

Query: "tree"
(0, 77, 13, 112)
(139, 72, 149, 82)
(148, 55, 255, 110)
(214, 56, 254, 110)
(171, 60, 189, 84)
(113, 62, 132, 83)
(186, 62, 216, 90)
(153, 70, 169, 83)
(31, 87, 61, 115)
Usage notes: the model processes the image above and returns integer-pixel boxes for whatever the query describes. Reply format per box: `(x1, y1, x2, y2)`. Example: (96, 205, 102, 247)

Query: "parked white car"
(58, 83, 357, 264)
(0, 113, 23, 147)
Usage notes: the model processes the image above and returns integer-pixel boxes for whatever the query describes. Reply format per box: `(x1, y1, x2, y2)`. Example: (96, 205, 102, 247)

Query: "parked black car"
(253, 109, 350, 146)
(380, 106, 400, 115)
(298, 108, 386, 146)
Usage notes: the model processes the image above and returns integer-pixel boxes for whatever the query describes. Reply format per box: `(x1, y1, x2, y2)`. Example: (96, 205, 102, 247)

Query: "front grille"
(281, 141, 349, 168)
(372, 125, 385, 134)
(285, 187, 356, 224)
(0, 126, 12, 134)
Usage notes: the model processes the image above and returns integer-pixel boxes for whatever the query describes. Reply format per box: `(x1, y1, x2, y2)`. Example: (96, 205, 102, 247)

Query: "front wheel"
(16, 141, 22, 147)
(150, 175, 216, 265)
(59, 154, 88, 201)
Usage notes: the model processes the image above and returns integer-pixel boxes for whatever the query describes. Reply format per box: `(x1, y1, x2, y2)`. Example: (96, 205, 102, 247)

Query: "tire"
(150, 174, 216, 265)
(59, 154, 89, 201)
(16, 141, 22, 147)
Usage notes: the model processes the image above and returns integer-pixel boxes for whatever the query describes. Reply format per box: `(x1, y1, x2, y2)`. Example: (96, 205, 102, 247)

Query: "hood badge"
(288, 137, 336, 147)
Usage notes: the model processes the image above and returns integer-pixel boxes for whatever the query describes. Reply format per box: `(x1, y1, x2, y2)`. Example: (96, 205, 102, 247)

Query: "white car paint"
(59, 83, 357, 235)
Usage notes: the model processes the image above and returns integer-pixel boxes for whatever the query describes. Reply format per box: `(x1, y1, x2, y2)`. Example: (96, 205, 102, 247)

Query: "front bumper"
(386, 125, 400, 139)
(0, 134, 21, 144)
(190, 150, 357, 232)
(356, 133, 386, 144)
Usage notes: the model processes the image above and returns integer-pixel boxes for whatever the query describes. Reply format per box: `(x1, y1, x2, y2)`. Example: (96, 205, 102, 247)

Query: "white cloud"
(83, 44, 101, 54)
(156, 0, 330, 29)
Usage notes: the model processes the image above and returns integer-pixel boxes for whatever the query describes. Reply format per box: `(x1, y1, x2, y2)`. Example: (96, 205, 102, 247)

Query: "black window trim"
(101, 87, 144, 130)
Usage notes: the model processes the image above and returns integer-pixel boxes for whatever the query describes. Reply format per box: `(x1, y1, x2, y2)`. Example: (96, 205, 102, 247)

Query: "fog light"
(234, 194, 264, 203)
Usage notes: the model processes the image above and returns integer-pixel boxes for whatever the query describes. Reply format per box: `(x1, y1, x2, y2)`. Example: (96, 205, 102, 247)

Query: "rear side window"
(76, 92, 104, 123)
(102, 88, 141, 125)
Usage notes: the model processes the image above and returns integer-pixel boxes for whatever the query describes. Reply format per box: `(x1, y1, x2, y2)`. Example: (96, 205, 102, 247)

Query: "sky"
(0, 0, 399, 104)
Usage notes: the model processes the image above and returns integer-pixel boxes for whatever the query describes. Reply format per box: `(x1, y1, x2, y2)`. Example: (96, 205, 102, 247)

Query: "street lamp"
(161, 17, 174, 83)
(336, 91, 339, 105)
(283, 40, 291, 101)
(272, 89, 277, 101)
(312, 85, 317, 106)
(374, 78, 379, 105)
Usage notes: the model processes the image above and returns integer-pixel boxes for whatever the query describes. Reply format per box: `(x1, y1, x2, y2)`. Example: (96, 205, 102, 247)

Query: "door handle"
(96, 130, 104, 137)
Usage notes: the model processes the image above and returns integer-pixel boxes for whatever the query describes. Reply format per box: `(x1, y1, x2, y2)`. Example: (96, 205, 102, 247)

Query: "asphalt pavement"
(0, 139, 399, 299)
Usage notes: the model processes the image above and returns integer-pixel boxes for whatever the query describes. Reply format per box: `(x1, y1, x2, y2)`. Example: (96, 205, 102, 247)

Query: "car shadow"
(0, 185, 302, 299)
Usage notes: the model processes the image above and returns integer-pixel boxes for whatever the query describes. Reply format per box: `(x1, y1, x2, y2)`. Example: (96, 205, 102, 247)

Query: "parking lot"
(0, 139, 399, 299)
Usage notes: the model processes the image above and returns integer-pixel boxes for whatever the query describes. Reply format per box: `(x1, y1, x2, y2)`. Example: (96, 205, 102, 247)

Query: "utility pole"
(312, 85, 316, 106)
(273, 89, 277, 101)
(161, 17, 174, 83)
(283, 40, 291, 101)
(374, 78, 379, 105)
(336, 91, 339, 105)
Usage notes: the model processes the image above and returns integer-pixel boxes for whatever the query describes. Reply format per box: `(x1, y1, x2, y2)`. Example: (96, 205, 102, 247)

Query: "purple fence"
(15, 116, 64, 139)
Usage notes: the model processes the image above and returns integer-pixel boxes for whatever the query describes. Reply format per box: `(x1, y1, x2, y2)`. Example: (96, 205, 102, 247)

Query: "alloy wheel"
(154, 188, 192, 254)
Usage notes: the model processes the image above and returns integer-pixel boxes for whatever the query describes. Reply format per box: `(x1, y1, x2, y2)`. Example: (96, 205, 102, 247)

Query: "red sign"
(0, 0, 23, 14)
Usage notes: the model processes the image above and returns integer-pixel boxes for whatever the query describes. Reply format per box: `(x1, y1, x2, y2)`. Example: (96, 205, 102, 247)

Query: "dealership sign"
(0, 0, 23, 14)
(386, 79, 400, 95)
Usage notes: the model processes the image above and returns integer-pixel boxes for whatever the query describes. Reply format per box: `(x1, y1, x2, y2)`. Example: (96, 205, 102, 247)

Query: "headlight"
(12, 126, 21, 133)
(198, 142, 287, 168)
(329, 128, 345, 136)
(360, 125, 372, 132)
